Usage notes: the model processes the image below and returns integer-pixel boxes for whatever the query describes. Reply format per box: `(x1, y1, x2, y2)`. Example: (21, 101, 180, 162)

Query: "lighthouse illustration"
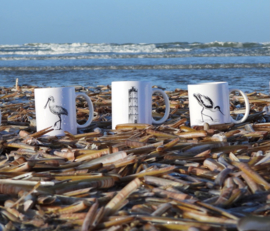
(128, 87, 139, 123)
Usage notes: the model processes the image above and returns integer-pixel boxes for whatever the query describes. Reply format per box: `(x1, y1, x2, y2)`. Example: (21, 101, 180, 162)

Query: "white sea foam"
(0, 43, 190, 56)
(206, 41, 244, 47)
(0, 41, 269, 58)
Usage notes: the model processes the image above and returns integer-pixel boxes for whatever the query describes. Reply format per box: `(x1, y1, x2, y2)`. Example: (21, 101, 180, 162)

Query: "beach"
(1, 83, 270, 230)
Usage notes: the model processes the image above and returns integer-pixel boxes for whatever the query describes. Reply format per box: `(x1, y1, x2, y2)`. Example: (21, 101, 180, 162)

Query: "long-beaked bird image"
(44, 96, 68, 130)
(193, 93, 224, 122)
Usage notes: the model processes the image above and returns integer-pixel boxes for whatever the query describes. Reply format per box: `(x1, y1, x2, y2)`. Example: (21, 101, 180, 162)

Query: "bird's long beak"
(44, 99, 50, 109)
(219, 109, 224, 115)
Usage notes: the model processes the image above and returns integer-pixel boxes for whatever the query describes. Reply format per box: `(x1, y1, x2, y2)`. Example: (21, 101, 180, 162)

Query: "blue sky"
(0, 0, 269, 45)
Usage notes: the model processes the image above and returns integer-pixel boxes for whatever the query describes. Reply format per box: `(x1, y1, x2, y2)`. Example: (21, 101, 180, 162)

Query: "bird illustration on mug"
(44, 96, 68, 130)
(193, 93, 224, 122)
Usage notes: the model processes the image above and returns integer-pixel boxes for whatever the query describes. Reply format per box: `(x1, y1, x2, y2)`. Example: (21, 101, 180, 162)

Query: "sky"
(0, 0, 269, 45)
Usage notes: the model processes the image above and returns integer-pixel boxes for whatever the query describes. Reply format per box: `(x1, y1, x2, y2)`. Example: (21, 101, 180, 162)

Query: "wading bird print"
(193, 93, 224, 122)
(44, 96, 68, 130)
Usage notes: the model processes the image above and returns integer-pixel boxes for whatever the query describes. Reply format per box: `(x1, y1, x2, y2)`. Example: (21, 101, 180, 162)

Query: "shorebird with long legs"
(193, 93, 224, 122)
(44, 96, 68, 130)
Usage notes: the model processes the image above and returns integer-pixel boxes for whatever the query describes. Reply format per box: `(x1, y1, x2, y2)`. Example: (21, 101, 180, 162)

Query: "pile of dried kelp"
(1, 85, 270, 230)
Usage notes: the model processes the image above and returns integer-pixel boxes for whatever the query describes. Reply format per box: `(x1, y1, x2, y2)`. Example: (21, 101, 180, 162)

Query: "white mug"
(188, 82, 250, 126)
(35, 87, 94, 136)
(112, 81, 170, 129)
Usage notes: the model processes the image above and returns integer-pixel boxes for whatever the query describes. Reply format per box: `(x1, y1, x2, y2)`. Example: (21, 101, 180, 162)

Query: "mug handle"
(152, 89, 170, 124)
(229, 88, 250, 124)
(75, 93, 94, 128)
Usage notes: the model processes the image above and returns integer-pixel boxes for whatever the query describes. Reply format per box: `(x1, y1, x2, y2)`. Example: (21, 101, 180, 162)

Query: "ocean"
(0, 42, 269, 93)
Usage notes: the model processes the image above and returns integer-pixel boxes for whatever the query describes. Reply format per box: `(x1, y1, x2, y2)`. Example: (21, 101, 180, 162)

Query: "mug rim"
(188, 81, 228, 86)
(34, 86, 75, 92)
(112, 81, 151, 84)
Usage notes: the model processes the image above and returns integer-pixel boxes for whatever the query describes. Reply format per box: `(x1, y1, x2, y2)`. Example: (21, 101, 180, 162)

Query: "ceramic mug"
(35, 87, 94, 136)
(188, 82, 250, 126)
(112, 81, 170, 129)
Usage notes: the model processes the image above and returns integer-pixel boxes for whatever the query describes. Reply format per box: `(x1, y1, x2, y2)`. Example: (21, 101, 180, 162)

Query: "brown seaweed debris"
(1, 85, 270, 230)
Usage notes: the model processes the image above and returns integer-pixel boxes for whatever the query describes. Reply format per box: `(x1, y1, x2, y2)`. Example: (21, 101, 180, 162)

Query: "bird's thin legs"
(201, 108, 204, 122)
(201, 108, 214, 121)
(54, 115, 62, 130)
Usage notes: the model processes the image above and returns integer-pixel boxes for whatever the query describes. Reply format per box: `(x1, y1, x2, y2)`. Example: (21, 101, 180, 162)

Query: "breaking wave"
(0, 41, 269, 57)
